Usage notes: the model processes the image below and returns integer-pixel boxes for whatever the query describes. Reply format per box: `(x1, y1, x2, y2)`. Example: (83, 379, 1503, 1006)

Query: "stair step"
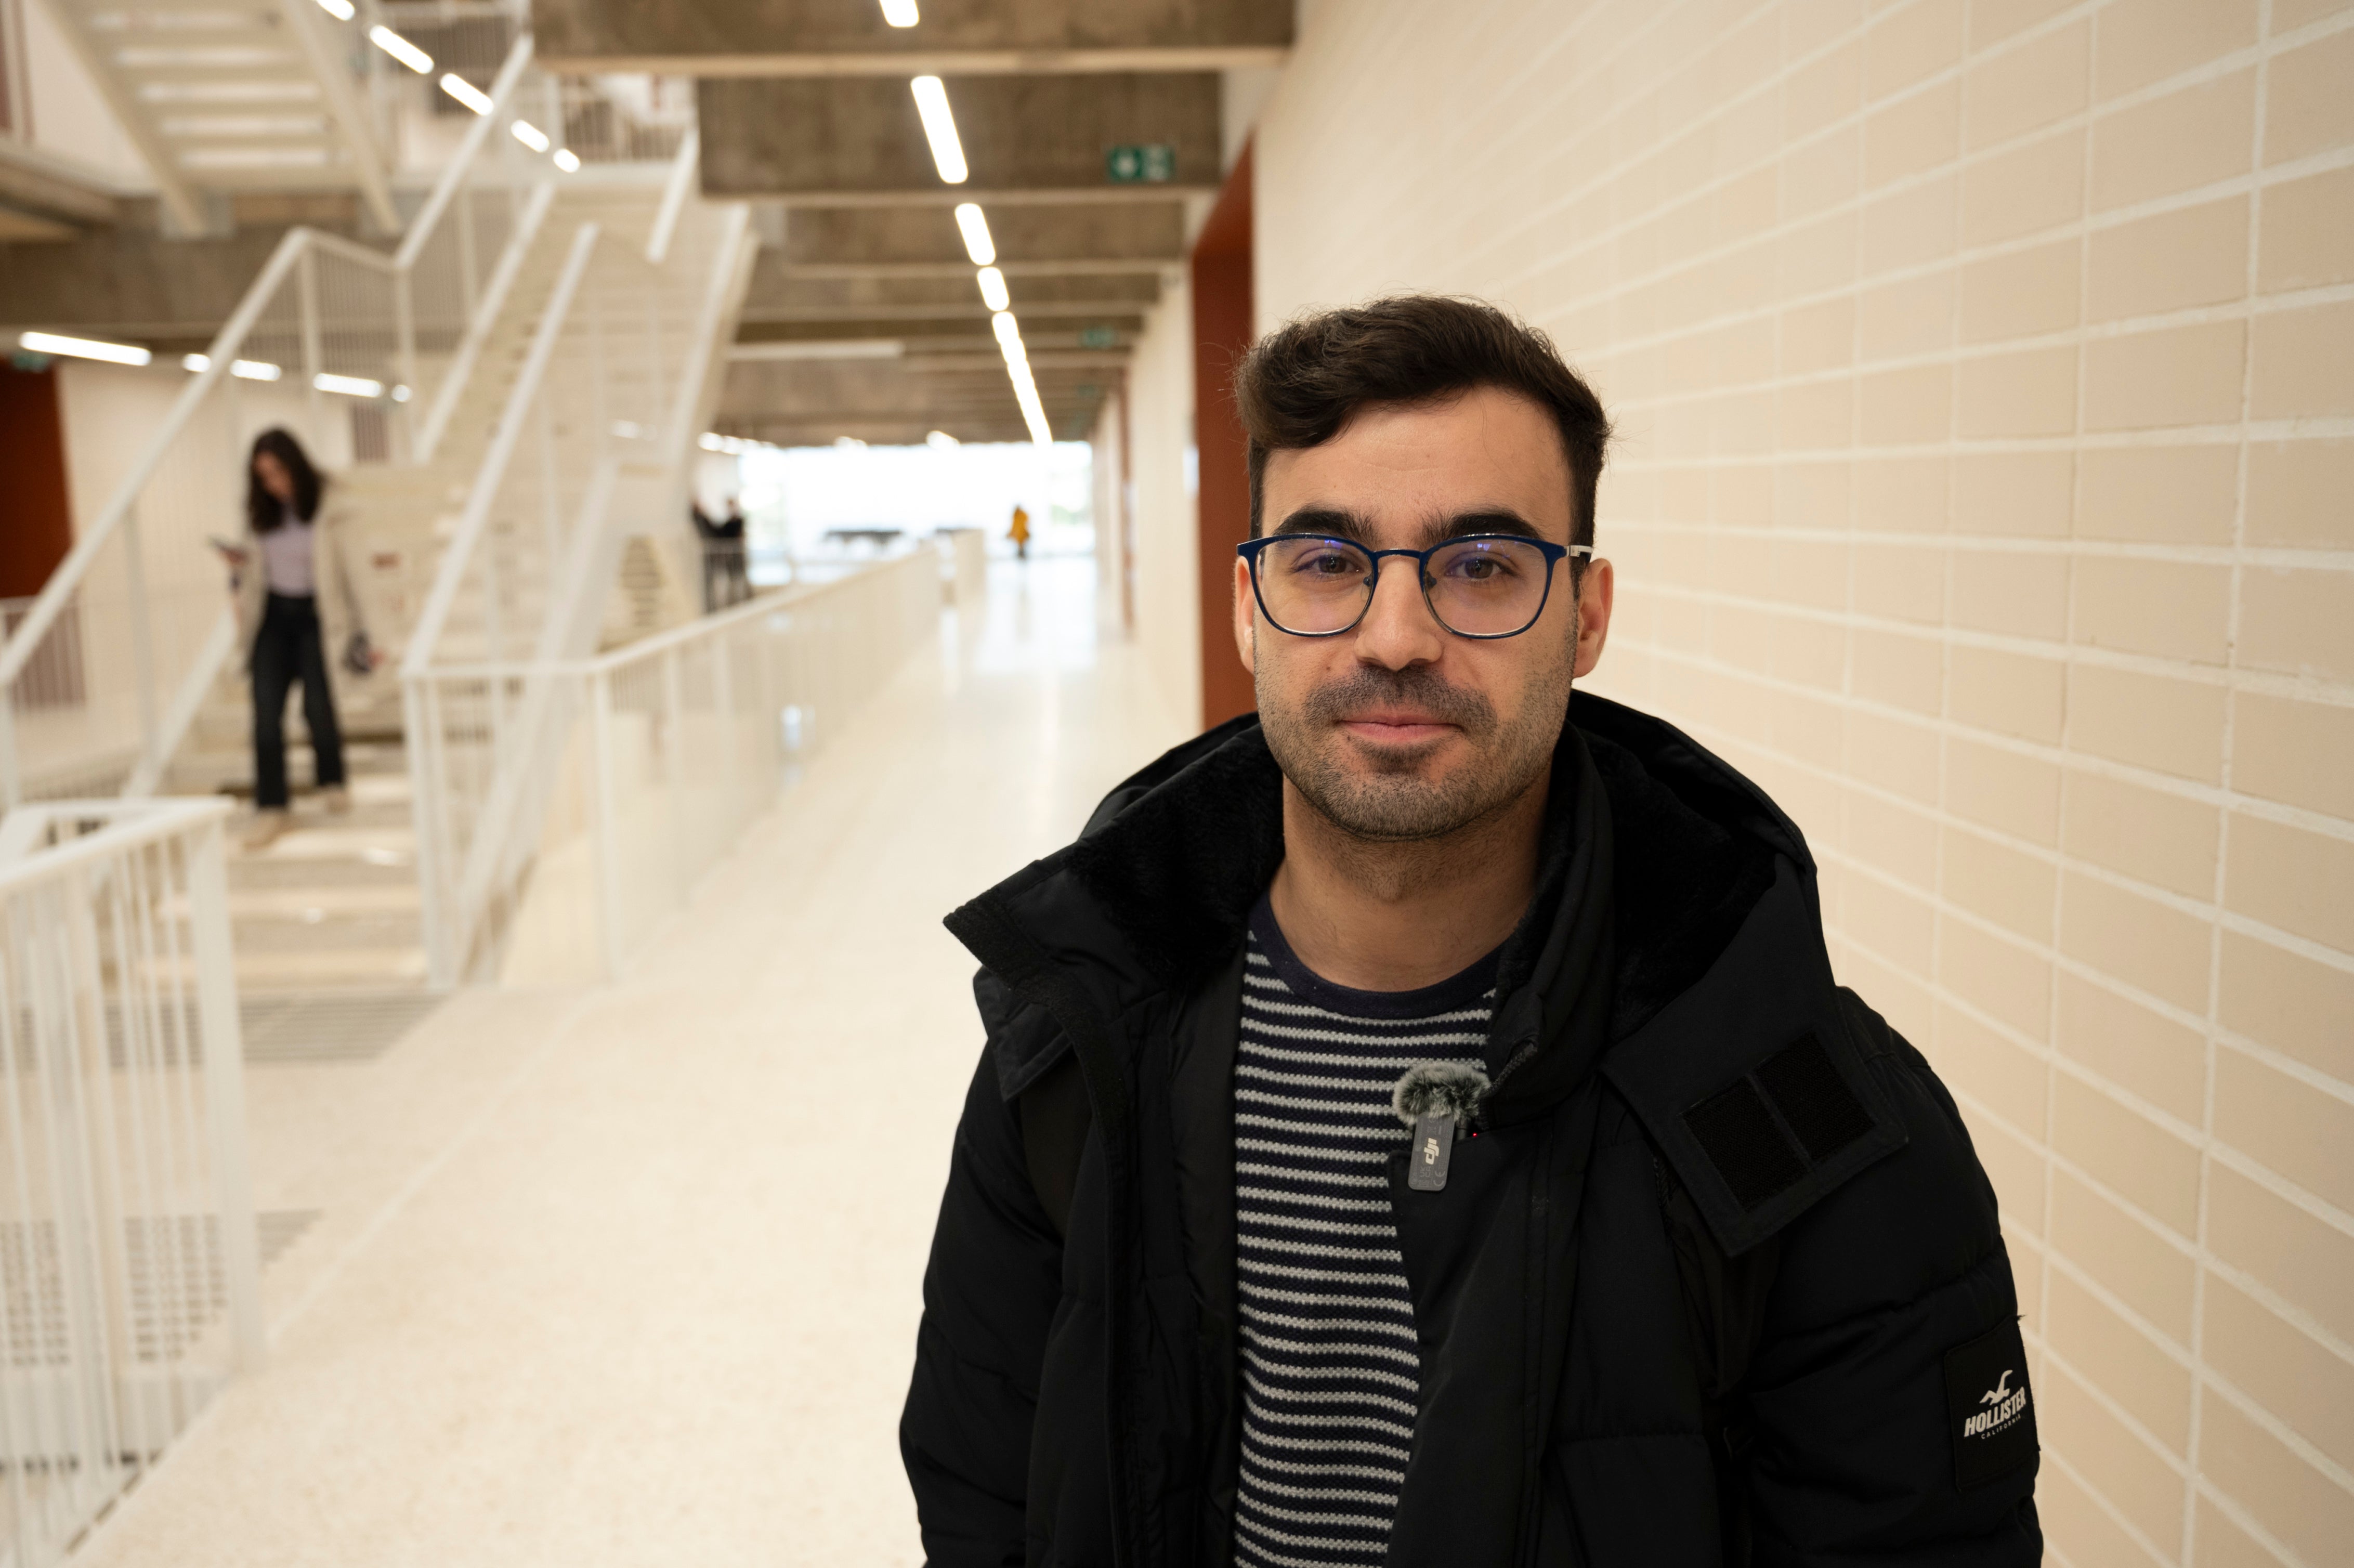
(243, 824, 417, 864)
(232, 914, 422, 953)
(229, 884, 422, 917)
(230, 948, 429, 988)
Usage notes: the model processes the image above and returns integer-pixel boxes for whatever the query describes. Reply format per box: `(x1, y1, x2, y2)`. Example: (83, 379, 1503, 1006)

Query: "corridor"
(75, 558, 1185, 1568)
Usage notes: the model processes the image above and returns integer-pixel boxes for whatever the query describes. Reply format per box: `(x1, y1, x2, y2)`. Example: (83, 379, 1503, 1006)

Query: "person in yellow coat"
(1008, 504, 1031, 560)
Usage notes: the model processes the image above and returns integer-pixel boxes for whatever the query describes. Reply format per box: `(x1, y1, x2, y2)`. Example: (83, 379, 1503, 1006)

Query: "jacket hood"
(946, 692, 1801, 1104)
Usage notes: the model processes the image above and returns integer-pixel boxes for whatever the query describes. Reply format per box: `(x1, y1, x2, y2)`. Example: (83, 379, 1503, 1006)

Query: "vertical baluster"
(0, 673, 20, 809)
(121, 504, 161, 787)
(187, 815, 262, 1371)
(456, 174, 479, 327)
(48, 867, 124, 1523)
(297, 244, 326, 447)
(663, 646, 685, 911)
(590, 668, 622, 978)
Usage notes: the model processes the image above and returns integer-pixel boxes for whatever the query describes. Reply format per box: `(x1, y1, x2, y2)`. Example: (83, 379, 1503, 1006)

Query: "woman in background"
(225, 428, 372, 851)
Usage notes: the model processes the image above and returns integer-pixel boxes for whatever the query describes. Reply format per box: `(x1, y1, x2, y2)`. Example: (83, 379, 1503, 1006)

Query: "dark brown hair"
(1233, 295, 1611, 544)
(247, 426, 324, 534)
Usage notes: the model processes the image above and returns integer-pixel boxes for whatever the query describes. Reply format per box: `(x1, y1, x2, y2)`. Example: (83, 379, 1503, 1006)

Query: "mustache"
(1300, 665, 1496, 736)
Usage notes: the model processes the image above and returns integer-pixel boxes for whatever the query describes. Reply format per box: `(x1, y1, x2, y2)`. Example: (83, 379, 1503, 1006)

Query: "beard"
(1258, 650, 1573, 843)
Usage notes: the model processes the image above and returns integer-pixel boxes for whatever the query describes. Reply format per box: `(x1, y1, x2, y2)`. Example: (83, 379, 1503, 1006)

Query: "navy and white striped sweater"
(1232, 900, 1498, 1567)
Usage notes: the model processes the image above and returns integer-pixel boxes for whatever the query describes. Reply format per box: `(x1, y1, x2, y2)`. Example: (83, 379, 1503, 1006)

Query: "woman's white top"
(260, 507, 317, 596)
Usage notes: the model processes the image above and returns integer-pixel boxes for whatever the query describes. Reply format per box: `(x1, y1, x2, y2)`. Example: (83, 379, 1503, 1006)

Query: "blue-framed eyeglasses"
(1237, 533, 1591, 639)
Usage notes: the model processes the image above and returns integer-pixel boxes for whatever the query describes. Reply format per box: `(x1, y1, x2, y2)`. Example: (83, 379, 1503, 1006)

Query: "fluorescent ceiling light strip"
(987, 311, 1050, 444)
(553, 148, 580, 172)
(313, 372, 383, 397)
(314, 0, 355, 19)
(880, 0, 919, 25)
(927, 430, 958, 448)
(182, 353, 282, 381)
(21, 330, 149, 366)
(975, 266, 1010, 312)
(511, 119, 550, 153)
(367, 25, 432, 74)
(953, 202, 994, 265)
(909, 76, 967, 185)
(438, 72, 491, 115)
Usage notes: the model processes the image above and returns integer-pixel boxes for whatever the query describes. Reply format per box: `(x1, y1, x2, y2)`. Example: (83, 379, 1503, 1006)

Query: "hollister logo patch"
(1943, 1323, 2037, 1489)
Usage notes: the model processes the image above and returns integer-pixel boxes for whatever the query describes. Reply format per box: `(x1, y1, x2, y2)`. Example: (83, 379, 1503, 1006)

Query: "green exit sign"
(1105, 144, 1176, 184)
(1079, 326, 1119, 349)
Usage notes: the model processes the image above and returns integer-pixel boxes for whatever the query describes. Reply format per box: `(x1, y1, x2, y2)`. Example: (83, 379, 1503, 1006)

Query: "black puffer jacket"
(903, 696, 2041, 1566)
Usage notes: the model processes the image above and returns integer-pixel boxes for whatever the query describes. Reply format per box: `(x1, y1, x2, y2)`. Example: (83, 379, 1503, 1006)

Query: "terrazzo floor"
(77, 555, 1187, 1567)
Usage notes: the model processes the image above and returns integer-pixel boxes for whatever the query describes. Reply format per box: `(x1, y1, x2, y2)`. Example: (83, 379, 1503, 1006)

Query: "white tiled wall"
(1240, 1, 2354, 1560)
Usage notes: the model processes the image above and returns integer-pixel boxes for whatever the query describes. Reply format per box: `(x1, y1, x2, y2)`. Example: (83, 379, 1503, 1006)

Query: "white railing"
(404, 191, 750, 677)
(0, 32, 645, 808)
(406, 548, 941, 985)
(398, 176, 755, 985)
(0, 798, 259, 1568)
(940, 528, 988, 606)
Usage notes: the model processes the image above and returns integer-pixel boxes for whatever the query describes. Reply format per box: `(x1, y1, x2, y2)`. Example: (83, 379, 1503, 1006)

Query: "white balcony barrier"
(406, 548, 943, 985)
(940, 527, 988, 607)
(0, 799, 259, 1568)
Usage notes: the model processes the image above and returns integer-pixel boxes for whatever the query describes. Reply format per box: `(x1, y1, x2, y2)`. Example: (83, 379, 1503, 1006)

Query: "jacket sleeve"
(1736, 995, 2042, 1565)
(900, 986, 1067, 1567)
(324, 505, 370, 642)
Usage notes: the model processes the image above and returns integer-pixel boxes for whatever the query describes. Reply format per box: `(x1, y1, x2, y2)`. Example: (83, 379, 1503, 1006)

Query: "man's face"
(1235, 385, 1615, 843)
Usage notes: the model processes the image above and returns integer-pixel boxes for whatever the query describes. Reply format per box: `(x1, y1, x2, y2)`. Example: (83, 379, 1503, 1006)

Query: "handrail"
(657, 202, 755, 482)
(0, 37, 538, 694)
(0, 225, 310, 688)
(0, 37, 555, 803)
(123, 608, 237, 798)
(0, 795, 230, 896)
(644, 124, 699, 265)
(413, 555, 931, 683)
(400, 220, 605, 679)
(394, 33, 535, 270)
(401, 195, 761, 984)
(0, 46, 538, 689)
(301, 227, 402, 271)
(417, 179, 556, 460)
(276, 0, 396, 231)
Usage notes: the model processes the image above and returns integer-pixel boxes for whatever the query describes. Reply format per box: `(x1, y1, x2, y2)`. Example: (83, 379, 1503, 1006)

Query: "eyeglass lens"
(1255, 537, 1554, 636)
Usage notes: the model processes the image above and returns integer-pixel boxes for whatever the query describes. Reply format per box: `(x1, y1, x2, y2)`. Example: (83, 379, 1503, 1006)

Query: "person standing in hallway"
(222, 427, 372, 851)
(903, 298, 2038, 1565)
(691, 494, 751, 610)
(1008, 502, 1031, 560)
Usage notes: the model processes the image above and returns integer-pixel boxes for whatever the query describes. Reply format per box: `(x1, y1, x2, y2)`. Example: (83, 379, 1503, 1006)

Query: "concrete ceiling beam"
(534, 0, 1289, 75)
(736, 312, 1142, 341)
(739, 268, 1158, 312)
(739, 301, 1149, 325)
(778, 200, 1186, 268)
(699, 73, 1219, 201)
(775, 259, 1174, 280)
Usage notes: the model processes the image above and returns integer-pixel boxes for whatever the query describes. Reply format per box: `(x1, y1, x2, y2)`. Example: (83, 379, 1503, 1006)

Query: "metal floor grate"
(239, 992, 443, 1063)
(11, 995, 442, 1070)
(3, 1210, 319, 1366)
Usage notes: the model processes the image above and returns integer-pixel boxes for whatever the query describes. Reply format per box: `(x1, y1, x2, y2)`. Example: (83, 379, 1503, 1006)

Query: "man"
(904, 297, 2039, 1566)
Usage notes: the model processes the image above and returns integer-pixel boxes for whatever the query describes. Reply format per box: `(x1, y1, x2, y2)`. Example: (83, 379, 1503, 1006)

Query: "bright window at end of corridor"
(708, 440, 1096, 585)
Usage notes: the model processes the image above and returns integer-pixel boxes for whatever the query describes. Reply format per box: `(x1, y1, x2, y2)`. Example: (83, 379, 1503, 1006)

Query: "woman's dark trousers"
(250, 592, 344, 809)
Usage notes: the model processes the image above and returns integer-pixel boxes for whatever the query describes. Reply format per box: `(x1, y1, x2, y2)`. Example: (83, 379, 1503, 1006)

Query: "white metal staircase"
(29, 0, 399, 232)
(0, 33, 754, 995)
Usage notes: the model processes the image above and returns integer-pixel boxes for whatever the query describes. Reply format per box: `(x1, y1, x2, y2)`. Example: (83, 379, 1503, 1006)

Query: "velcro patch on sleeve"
(1943, 1322, 2038, 1491)
(1680, 1033, 1873, 1212)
